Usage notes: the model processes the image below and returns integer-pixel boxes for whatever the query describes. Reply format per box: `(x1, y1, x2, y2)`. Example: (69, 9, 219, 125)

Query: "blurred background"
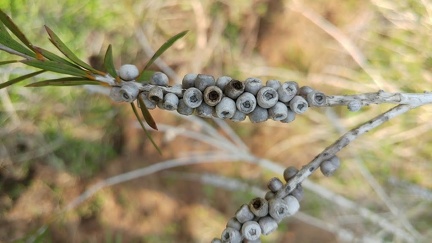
(1, 0, 432, 242)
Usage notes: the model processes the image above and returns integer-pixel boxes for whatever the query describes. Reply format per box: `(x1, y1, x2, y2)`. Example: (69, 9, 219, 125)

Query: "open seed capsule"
(257, 87, 278, 109)
(224, 80, 245, 99)
(269, 102, 288, 121)
(203, 86, 223, 106)
(236, 92, 257, 114)
(182, 73, 198, 89)
(245, 77, 263, 95)
(221, 227, 242, 243)
(307, 91, 326, 106)
(195, 74, 215, 91)
(151, 72, 169, 86)
(278, 81, 298, 103)
(183, 87, 203, 108)
(249, 197, 269, 217)
(215, 97, 236, 119)
(119, 82, 140, 102)
(268, 198, 290, 222)
(163, 93, 179, 110)
(289, 96, 308, 114)
(241, 221, 262, 241)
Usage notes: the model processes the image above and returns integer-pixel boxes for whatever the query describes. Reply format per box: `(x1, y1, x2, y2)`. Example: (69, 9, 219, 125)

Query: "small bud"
(215, 97, 236, 119)
(224, 80, 245, 99)
(283, 166, 298, 182)
(118, 64, 139, 81)
(182, 73, 197, 89)
(269, 102, 288, 121)
(227, 217, 242, 231)
(248, 106, 268, 123)
(196, 102, 214, 118)
(347, 100, 362, 112)
(320, 156, 341, 177)
(289, 96, 308, 114)
(177, 99, 194, 115)
(277, 81, 298, 102)
(241, 221, 262, 241)
(249, 197, 269, 217)
(236, 92, 257, 114)
(203, 86, 223, 106)
(266, 79, 281, 90)
(183, 87, 203, 108)
(162, 93, 179, 110)
(235, 204, 255, 223)
(231, 110, 247, 122)
(244, 77, 263, 95)
(119, 82, 140, 102)
(306, 91, 326, 106)
(216, 76, 232, 90)
(195, 74, 215, 91)
(267, 177, 283, 192)
(221, 227, 242, 243)
(148, 86, 164, 103)
(256, 87, 278, 109)
(151, 72, 169, 86)
(258, 216, 278, 235)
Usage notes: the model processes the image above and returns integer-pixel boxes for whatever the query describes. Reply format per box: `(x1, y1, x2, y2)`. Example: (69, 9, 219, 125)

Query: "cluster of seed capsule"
(139, 72, 327, 123)
(212, 155, 341, 243)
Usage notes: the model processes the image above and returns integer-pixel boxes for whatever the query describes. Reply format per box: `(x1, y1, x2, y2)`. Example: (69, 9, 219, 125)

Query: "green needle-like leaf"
(0, 60, 18, 65)
(0, 30, 36, 58)
(136, 70, 155, 83)
(34, 46, 80, 67)
(0, 10, 36, 54)
(137, 94, 158, 130)
(0, 19, 11, 39)
(103, 45, 117, 78)
(141, 30, 188, 74)
(44, 25, 105, 75)
(0, 70, 45, 89)
(22, 59, 89, 77)
(130, 102, 162, 154)
(26, 77, 102, 87)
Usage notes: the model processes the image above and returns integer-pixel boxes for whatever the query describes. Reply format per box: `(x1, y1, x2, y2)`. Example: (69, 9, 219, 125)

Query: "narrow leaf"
(0, 10, 36, 53)
(0, 60, 18, 65)
(136, 70, 154, 83)
(141, 30, 188, 72)
(130, 102, 162, 154)
(0, 19, 11, 39)
(44, 26, 105, 75)
(137, 94, 158, 130)
(34, 46, 79, 67)
(0, 31, 36, 58)
(22, 59, 88, 77)
(0, 70, 45, 89)
(103, 45, 117, 78)
(26, 77, 102, 87)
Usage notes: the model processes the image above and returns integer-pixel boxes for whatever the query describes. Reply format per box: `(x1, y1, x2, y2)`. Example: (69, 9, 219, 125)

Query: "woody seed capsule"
(211, 238, 222, 243)
(118, 64, 139, 81)
(196, 102, 214, 118)
(241, 221, 262, 241)
(264, 191, 275, 200)
(348, 100, 362, 112)
(182, 73, 197, 89)
(231, 110, 247, 122)
(267, 177, 284, 192)
(282, 195, 300, 215)
(216, 76, 232, 90)
(249, 197, 269, 217)
(298, 86, 314, 97)
(236, 92, 257, 114)
(320, 155, 341, 177)
(257, 87, 278, 108)
(278, 81, 298, 103)
(151, 72, 169, 86)
(203, 86, 223, 106)
(269, 102, 288, 121)
(148, 86, 164, 103)
(283, 166, 299, 182)
(215, 97, 236, 119)
(195, 74, 215, 91)
(221, 227, 242, 243)
(248, 106, 268, 123)
(227, 217, 242, 231)
(183, 87, 203, 108)
(162, 93, 179, 110)
(177, 99, 194, 115)
(224, 80, 245, 99)
(306, 91, 326, 106)
(290, 184, 304, 201)
(266, 79, 281, 90)
(235, 204, 255, 223)
(258, 216, 278, 235)
(244, 77, 263, 95)
(289, 96, 308, 114)
(280, 107, 296, 123)
(139, 92, 156, 109)
(119, 82, 140, 102)
(268, 198, 290, 222)
(109, 87, 124, 102)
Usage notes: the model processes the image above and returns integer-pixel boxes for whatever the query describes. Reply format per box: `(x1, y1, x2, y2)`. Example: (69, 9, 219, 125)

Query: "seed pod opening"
(236, 92, 257, 114)
(244, 77, 263, 95)
(266, 79, 281, 90)
(177, 99, 194, 115)
(241, 221, 262, 241)
(235, 204, 255, 223)
(248, 106, 268, 123)
(278, 81, 298, 103)
(268, 177, 284, 192)
(268, 198, 290, 222)
(203, 86, 223, 106)
(258, 216, 278, 235)
(216, 76, 232, 90)
(320, 156, 341, 177)
(151, 72, 169, 86)
(195, 74, 215, 91)
(289, 96, 308, 114)
(163, 93, 179, 110)
(183, 87, 203, 108)
(215, 97, 236, 119)
(118, 64, 139, 81)
(148, 86, 164, 103)
(307, 91, 326, 106)
(257, 87, 278, 108)
(224, 80, 245, 99)
(269, 102, 288, 121)
(221, 227, 242, 243)
(119, 82, 140, 102)
(249, 197, 269, 217)
(182, 73, 197, 89)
